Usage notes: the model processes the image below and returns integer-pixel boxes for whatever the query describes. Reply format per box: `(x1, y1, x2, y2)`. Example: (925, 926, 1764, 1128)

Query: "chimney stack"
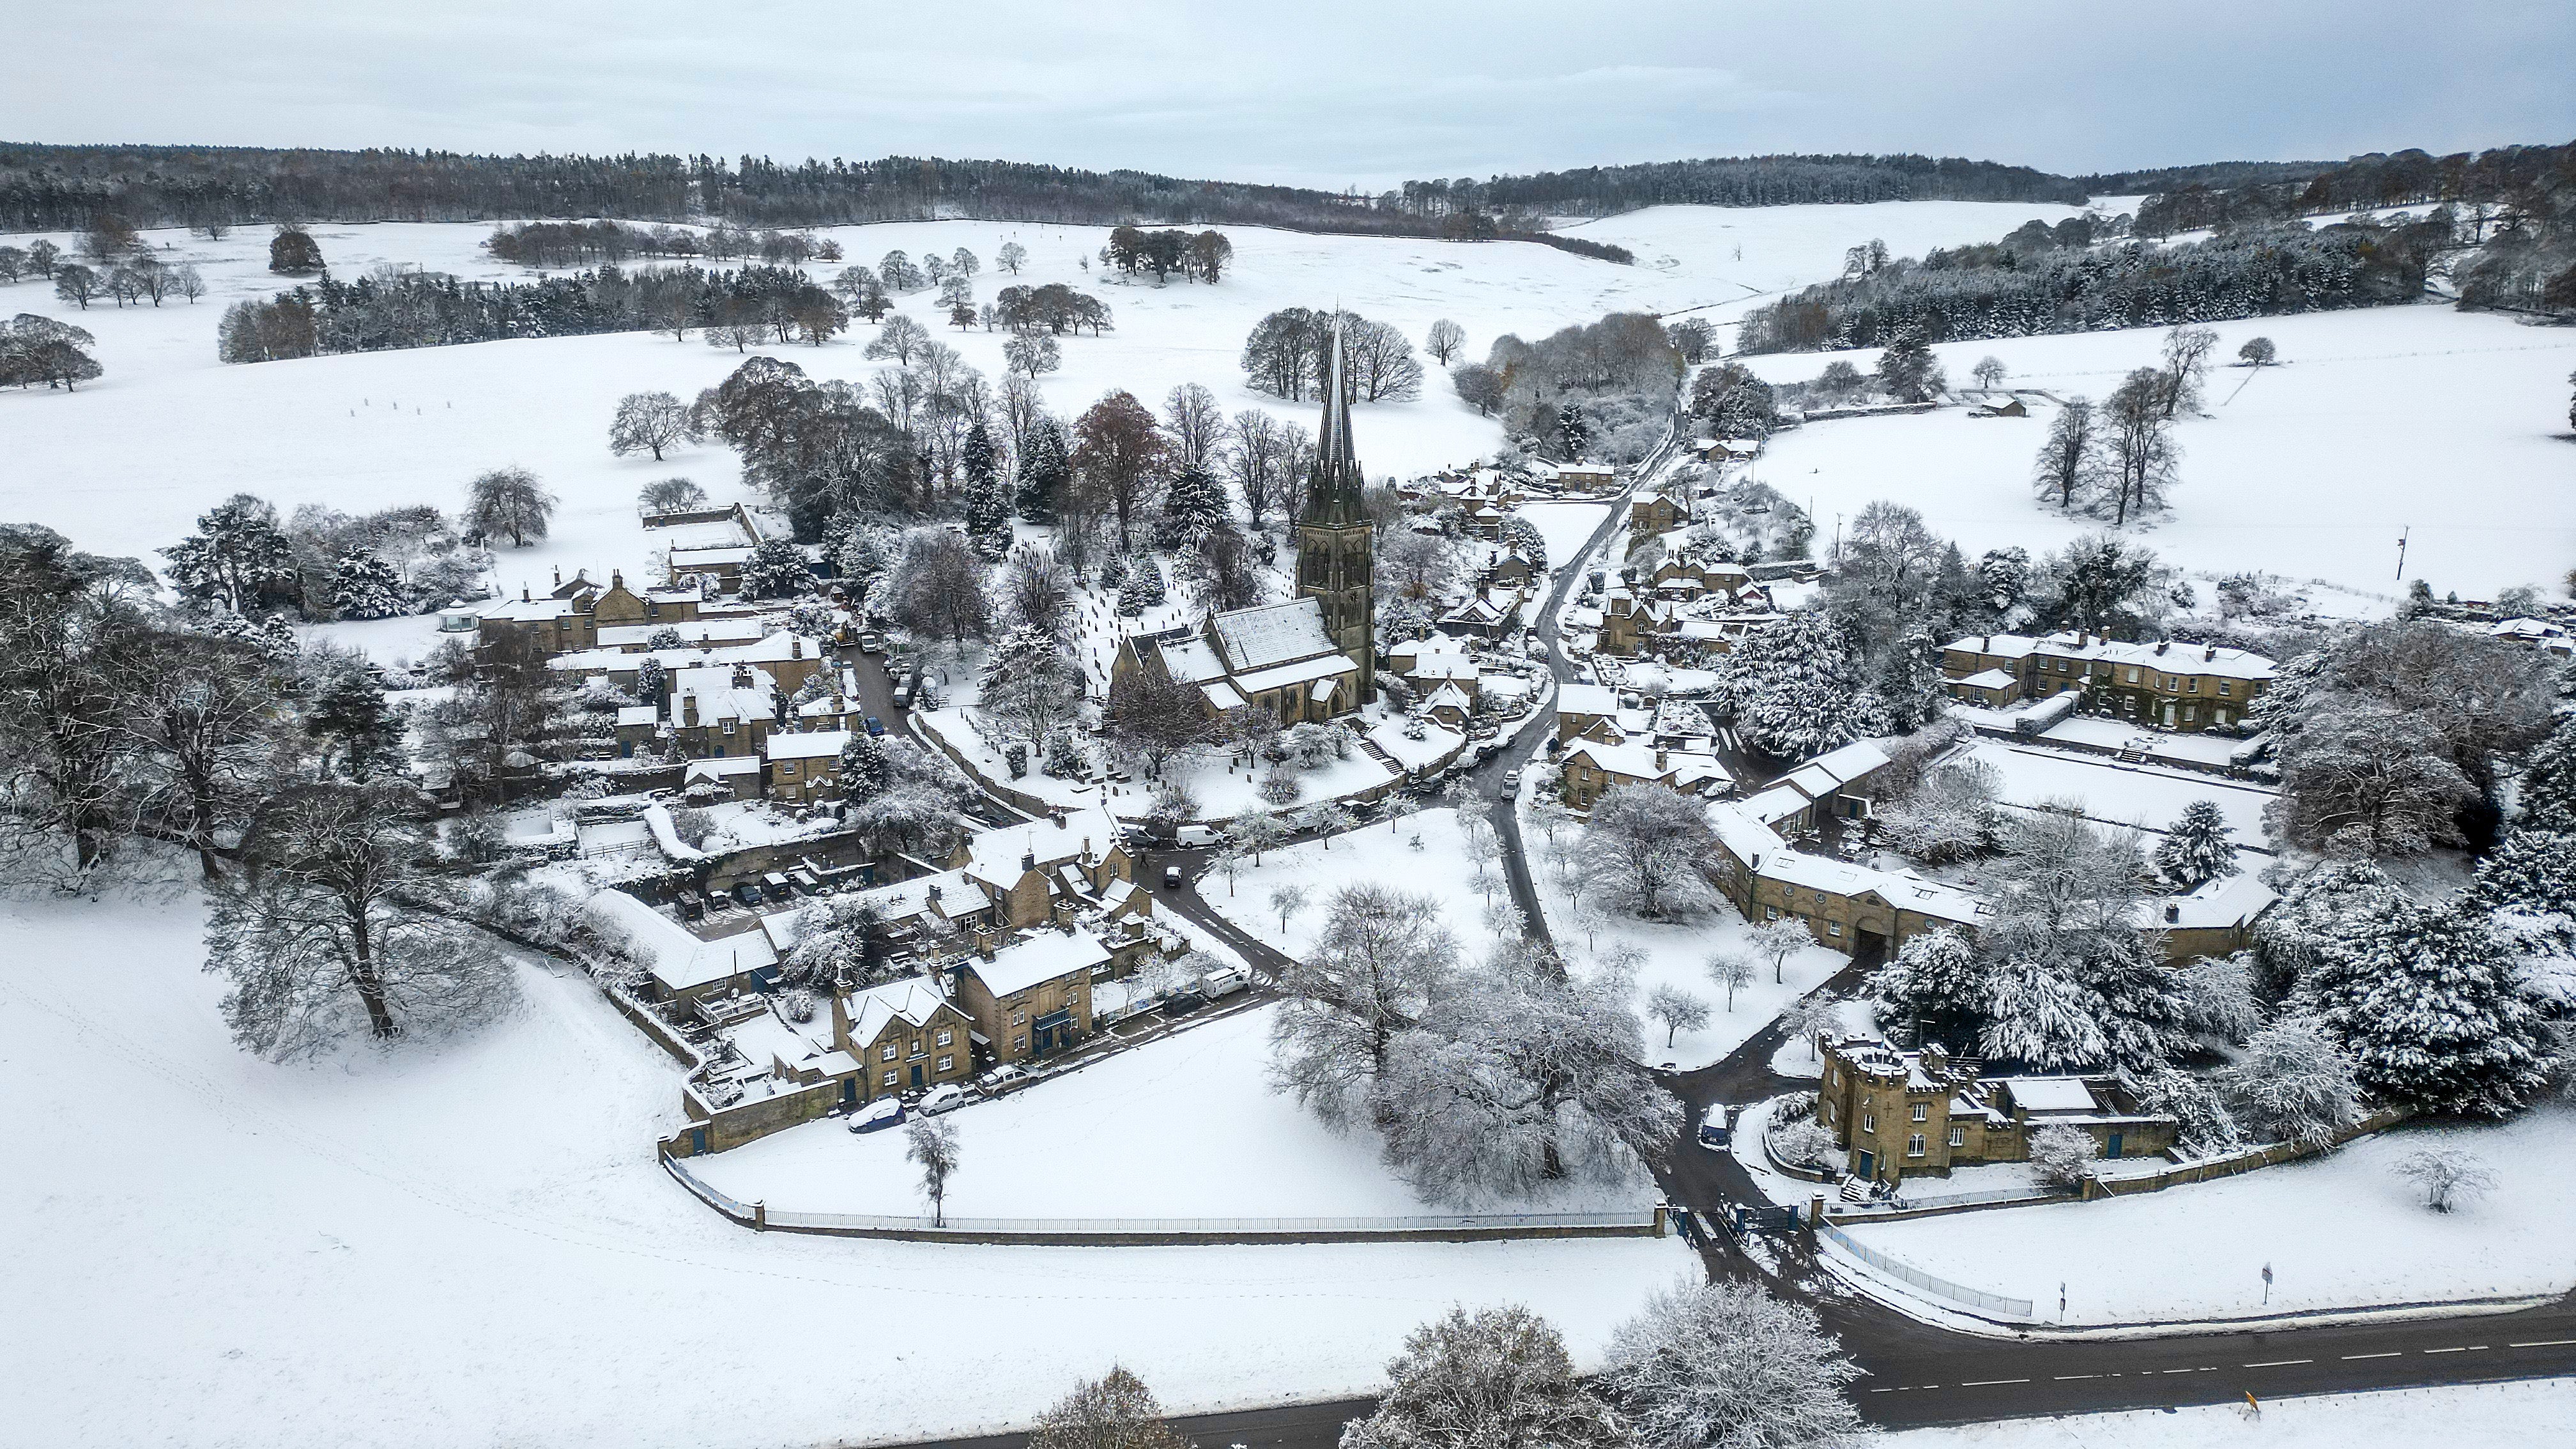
(1022, 848, 1038, 874)
(521, 586, 532, 602)
(2165, 903, 2182, 923)
(611, 569, 623, 588)
(792, 639, 804, 659)
(553, 565, 562, 587)
(682, 694, 700, 726)
(732, 663, 754, 687)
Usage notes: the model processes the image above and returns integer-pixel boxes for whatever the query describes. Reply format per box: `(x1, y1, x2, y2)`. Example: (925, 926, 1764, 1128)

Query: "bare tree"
(1579, 785, 1716, 919)
(1705, 949, 1756, 1011)
(1223, 408, 1287, 529)
(864, 313, 931, 365)
(121, 629, 286, 879)
(607, 390, 701, 462)
(1269, 882, 1310, 937)
(2100, 369, 2179, 525)
(1073, 390, 1167, 552)
(904, 1116, 962, 1225)
(52, 263, 100, 310)
(206, 784, 517, 1058)
(1026, 1367, 1188, 1449)
(1162, 382, 1223, 468)
(466, 466, 557, 547)
(1971, 355, 2007, 390)
(995, 241, 1029, 276)
(1600, 1279, 1867, 1449)
(2030, 396, 2101, 512)
(1745, 916, 1813, 983)
(2392, 1147, 2497, 1213)
(2156, 324, 2220, 419)
(171, 264, 206, 303)
(2237, 336, 2277, 370)
(1645, 983, 1710, 1047)
(1425, 318, 1467, 365)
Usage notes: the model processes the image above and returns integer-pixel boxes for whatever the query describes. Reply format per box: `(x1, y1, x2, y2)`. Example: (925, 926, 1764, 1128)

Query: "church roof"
(1210, 597, 1339, 673)
(1301, 319, 1366, 527)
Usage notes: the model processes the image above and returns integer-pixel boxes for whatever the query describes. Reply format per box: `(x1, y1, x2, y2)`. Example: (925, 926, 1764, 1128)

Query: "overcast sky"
(12, 1, 2571, 190)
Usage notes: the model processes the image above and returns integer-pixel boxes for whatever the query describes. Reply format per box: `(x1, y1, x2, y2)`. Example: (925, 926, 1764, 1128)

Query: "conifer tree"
(1013, 417, 1069, 523)
(961, 420, 1011, 560)
(328, 548, 408, 620)
(2154, 800, 2239, 889)
(2516, 713, 2576, 834)
(2297, 900, 2555, 1117)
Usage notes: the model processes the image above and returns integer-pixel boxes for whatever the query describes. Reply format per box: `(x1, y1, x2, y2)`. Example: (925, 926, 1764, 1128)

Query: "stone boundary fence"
(2083, 1106, 2411, 1199)
(661, 1149, 1667, 1246)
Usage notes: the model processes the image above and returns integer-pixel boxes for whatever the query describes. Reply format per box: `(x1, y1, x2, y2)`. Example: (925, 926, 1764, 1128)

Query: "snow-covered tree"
(2391, 1147, 2497, 1214)
(206, 783, 516, 1058)
(1342, 1305, 1630, 1449)
(1579, 785, 1717, 919)
(1155, 461, 1230, 552)
(2269, 698, 2475, 857)
(1712, 615, 1885, 760)
(2154, 800, 2239, 889)
(1117, 555, 1165, 613)
(978, 623, 1079, 747)
(638, 476, 707, 514)
(1269, 884, 1457, 1129)
(1014, 416, 1071, 523)
(328, 547, 408, 620)
(1977, 958, 2108, 1069)
(1226, 804, 1286, 864)
(1026, 1367, 1187, 1449)
(782, 896, 898, 990)
(606, 390, 701, 462)
(1268, 881, 1310, 937)
(1876, 758, 2005, 865)
(465, 466, 556, 548)
(1498, 514, 1549, 574)
(2027, 1123, 2101, 1190)
(2128, 1065, 2244, 1160)
(1873, 328, 1945, 402)
(961, 420, 1011, 560)
(1600, 1278, 1867, 1449)
(737, 537, 811, 599)
(1866, 926, 1988, 1048)
(2514, 713, 2576, 834)
(1645, 984, 1709, 1047)
(1705, 950, 1755, 1012)
(163, 492, 297, 615)
(905, 1116, 960, 1226)
(2222, 1015, 2360, 1147)
(2296, 898, 2555, 1117)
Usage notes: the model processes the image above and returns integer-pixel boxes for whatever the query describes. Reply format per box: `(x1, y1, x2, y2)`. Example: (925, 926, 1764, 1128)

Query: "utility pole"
(2394, 527, 2411, 582)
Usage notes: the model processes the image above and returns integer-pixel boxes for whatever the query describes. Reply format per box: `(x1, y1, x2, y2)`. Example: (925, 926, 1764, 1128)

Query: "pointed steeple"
(1303, 316, 1365, 526)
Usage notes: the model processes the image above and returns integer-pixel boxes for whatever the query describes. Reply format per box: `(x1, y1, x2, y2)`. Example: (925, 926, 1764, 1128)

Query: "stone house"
(956, 806, 1138, 930)
(1112, 597, 1365, 726)
(1629, 493, 1685, 537)
(1940, 632, 2276, 733)
(1815, 1037, 2177, 1186)
(551, 631, 827, 702)
(1558, 742, 1731, 810)
(954, 927, 1107, 1064)
(669, 663, 780, 760)
(832, 977, 978, 1101)
(765, 729, 849, 803)
(1386, 632, 1485, 705)
(475, 569, 705, 662)
(1556, 681, 1623, 743)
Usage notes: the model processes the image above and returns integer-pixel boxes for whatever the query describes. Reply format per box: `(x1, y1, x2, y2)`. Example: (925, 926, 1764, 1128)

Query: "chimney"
(792, 638, 804, 659)
(2154, 641, 2169, 656)
(1022, 848, 1037, 874)
(682, 694, 700, 726)
(1922, 1041, 1949, 1077)
(611, 569, 623, 588)
(732, 663, 754, 687)
(552, 565, 562, 587)
(927, 882, 942, 902)
(521, 586, 532, 602)
(2204, 644, 2217, 662)
(2165, 903, 2181, 924)
(1655, 749, 1669, 772)
(1054, 813, 1068, 829)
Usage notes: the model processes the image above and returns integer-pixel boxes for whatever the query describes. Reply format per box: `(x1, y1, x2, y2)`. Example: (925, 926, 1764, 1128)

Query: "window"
(1011, 1009, 1027, 1025)
(1828, 922, 1843, 937)
(882, 1070, 896, 1087)
(2218, 680, 2233, 697)
(1012, 1034, 1027, 1052)
(1949, 1126, 1966, 1148)
(723, 719, 736, 735)
(935, 1029, 952, 1047)
(936, 1055, 953, 1073)
(908, 1040, 925, 1058)
(779, 762, 797, 776)
(1910, 1103, 1928, 1123)
(1907, 1134, 1926, 1158)
(1765, 907, 1779, 921)
(2186, 677, 2199, 693)
(1861, 1112, 1875, 1134)
(880, 1043, 897, 1062)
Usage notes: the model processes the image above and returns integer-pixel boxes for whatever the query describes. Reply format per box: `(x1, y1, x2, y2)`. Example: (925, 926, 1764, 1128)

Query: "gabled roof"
(971, 928, 1110, 999)
(1209, 597, 1339, 673)
(846, 977, 965, 1045)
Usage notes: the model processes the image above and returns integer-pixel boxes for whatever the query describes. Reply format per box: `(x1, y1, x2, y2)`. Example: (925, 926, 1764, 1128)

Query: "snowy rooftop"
(673, 664, 778, 723)
(2001, 1077, 2101, 1114)
(1234, 650, 1360, 696)
(1957, 668, 2018, 689)
(585, 889, 778, 994)
(1209, 597, 1337, 672)
(844, 977, 960, 1045)
(595, 619, 767, 650)
(970, 928, 1110, 999)
(765, 730, 850, 762)
(615, 705, 659, 727)
(1558, 682, 1620, 717)
(965, 806, 1123, 886)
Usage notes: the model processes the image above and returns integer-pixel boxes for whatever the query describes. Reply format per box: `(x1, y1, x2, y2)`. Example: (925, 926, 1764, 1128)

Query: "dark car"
(674, 890, 706, 921)
(733, 881, 765, 908)
(864, 716, 886, 737)
(1162, 986, 1209, 1015)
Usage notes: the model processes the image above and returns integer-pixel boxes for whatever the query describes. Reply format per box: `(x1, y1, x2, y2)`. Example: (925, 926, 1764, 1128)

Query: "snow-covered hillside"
(1733, 305, 2576, 602)
(0, 197, 2103, 592)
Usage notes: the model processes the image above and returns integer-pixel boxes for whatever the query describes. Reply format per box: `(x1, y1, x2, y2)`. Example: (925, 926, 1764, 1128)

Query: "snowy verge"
(1884, 1377, 2576, 1449)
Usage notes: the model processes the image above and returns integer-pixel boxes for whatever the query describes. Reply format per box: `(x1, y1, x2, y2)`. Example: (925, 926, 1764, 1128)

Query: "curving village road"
(871, 436, 2576, 1448)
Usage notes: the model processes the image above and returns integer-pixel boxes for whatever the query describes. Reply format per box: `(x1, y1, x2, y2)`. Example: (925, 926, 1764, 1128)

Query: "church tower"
(1298, 323, 1376, 703)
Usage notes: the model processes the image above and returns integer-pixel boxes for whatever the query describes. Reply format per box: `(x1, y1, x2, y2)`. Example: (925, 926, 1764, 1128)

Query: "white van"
(1202, 965, 1250, 1000)
(1172, 824, 1220, 848)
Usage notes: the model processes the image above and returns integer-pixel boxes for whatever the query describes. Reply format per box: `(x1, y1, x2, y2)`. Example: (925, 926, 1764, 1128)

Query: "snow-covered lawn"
(1732, 305, 2576, 601)
(1887, 1379, 2576, 1449)
(1960, 737, 2278, 839)
(693, 1002, 1646, 1218)
(1515, 501, 1613, 576)
(1844, 1106, 2576, 1324)
(1202, 806, 1509, 960)
(1518, 808, 1851, 1070)
(0, 888, 1685, 1448)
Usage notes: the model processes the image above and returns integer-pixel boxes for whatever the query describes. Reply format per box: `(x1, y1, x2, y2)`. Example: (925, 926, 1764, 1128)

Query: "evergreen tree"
(302, 647, 403, 781)
(1013, 417, 1069, 523)
(1155, 461, 1230, 551)
(2154, 800, 2240, 889)
(1713, 614, 1886, 759)
(2297, 899, 2556, 1117)
(164, 493, 298, 615)
(737, 537, 811, 598)
(2515, 712, 2576, 834)
(328, 548, 408, 620)
(1117, 555, 1165, 613)
(1866, 927, 1986, 1046)
(837, 732, 891, 798)
(960, 420, 1011, 560)
(1874, 328, 1945, 402)
(1552, 401, 1592, 459)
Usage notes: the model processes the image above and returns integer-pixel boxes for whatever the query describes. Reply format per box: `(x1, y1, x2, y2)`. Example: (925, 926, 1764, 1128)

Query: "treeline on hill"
(0, 144, 1629, 264)
(2131, 142, 2576, 236)
(1739, 213, 2451, 353)
(215, 264, 843, 362)
(1409, 153, 2089, 216)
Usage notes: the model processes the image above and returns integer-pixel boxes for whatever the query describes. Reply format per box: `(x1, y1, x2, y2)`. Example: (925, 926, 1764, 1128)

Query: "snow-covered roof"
(1781, 764, 1838, 801)
(1946, 632, 2041, 660)
(684, 756, 763, 779)
(845, 977, 963, 1045)
(616, 705, 660, 727)
(1209, 597, 1338, 672)
(1233, 650, 1359, 696)
(1558, 682, 1620, 717)
(673, 664, 778, 724)
(1746, 784, 1813, 824)
(1957, 668, 2018, 689)
(965, 806, 1123, 886)
(1805, 740, 1892, 787)
(1422, 682, 1473, 712)
(765, 730, 850, 762)
(970, 929, 1110, 999)
(2002, 1077, 2100, 1114)
(1157, 635, 1229, 686)
(1200, 680, 1247, 712)
(596, 620, 767, 650)
(585, 889, 779, 995)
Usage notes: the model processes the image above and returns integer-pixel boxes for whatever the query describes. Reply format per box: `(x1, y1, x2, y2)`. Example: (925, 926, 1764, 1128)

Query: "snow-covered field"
(0, 197, 2124, 604)
(693, 1001, 1645, 1218)
(1515, 501, 1614, 576)
(1733, 305, 2576, 601)
(1845, 1106, 2576, 1324)
(1202, 806, 1510, 959)
(0, 888, 1684, 1448)
(1887, 1379, 2576, 1449)
(1961, 738, 2278, 839)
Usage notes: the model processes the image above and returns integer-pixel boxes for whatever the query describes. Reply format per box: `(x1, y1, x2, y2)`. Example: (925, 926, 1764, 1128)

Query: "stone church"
(1112, 325, 1376, 723)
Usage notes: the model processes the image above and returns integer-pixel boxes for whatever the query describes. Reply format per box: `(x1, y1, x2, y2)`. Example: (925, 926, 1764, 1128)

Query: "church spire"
(1303, 316, 1365, 526)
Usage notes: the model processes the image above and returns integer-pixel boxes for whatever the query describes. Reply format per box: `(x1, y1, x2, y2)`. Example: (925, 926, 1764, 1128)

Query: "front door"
(2106, 1131, 2123, 1159)
(1855, 1150, 1875, 1181)
(909, 1063, 923, 1089)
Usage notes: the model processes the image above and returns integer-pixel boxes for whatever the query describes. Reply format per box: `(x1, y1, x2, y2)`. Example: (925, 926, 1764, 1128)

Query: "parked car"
(673, 890, 706, 921)
(1697, 1105, 1736, 1149)
(892, 682, 912, 708)
(1504, 768, 1522, 788)
(847, 1098, 905, 1134)
(1162, 986, 1209, 1015)
(1202, 965, 1250, 1000)
(733, 881, 764, 908)
(857, 632, 884, 653)
(864, 716, 885, 737)
(918, 1083, 968, 1116)
(1173, 824, 1220, 848)
(1163, 864, 1184, 890)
